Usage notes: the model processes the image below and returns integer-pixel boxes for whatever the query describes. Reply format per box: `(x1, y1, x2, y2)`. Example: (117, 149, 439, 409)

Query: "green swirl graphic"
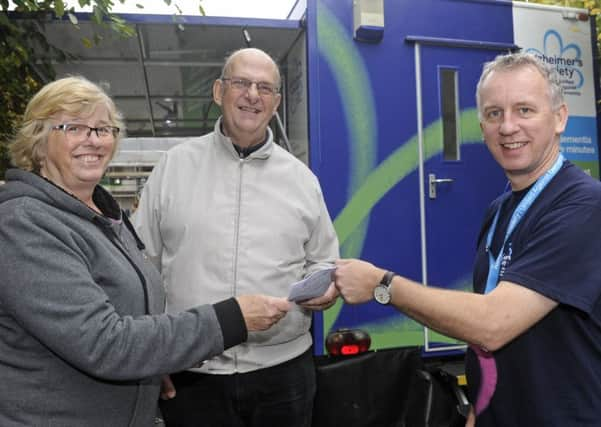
(334, 108, 483, 245)
(316, 3, 484, 346)
(325, 109, 483, 341)
(317, 3, 376, 262)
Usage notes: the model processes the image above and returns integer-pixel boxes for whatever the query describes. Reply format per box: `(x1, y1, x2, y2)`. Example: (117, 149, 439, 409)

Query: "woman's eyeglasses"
(52, 123, 120, 141)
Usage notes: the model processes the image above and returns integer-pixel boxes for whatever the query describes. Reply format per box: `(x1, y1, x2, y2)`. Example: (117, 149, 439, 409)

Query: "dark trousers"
(159, 348, 316, 427)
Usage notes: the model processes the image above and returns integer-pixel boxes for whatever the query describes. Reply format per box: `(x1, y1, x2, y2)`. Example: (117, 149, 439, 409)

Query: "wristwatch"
(373, 271, 396, 305)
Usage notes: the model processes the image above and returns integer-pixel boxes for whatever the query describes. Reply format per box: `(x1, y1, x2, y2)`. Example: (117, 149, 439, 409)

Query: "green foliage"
(0, 0, 204, 180)
(0, 7, 63, 180)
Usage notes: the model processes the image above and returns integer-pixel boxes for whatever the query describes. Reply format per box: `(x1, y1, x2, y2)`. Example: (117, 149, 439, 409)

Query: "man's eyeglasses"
(221, 77, 280, 96)
(52, 123, 120, 141)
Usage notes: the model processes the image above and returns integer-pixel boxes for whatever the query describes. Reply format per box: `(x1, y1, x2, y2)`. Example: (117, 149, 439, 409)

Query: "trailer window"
(440, 68, 460, 161)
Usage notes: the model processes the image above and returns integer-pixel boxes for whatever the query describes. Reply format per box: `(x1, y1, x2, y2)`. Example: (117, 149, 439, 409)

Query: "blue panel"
(13, 10, 305, 28)
(562, 116, 599, 162)
(307, 0, 515, 353)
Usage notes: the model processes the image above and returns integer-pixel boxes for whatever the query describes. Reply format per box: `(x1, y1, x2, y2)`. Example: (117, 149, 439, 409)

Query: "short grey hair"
(476, 52, 564, 120)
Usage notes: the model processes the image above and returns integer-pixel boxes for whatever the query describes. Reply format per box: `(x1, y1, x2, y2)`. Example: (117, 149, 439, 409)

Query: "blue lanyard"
(484, 154, 565, 293)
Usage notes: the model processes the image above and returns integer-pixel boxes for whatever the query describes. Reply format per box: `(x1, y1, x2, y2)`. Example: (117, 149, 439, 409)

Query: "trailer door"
(409, 39, 512, 352)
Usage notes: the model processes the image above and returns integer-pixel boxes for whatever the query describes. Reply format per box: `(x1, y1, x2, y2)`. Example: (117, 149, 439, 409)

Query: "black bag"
(312, 347, 468, 427)
(312, 347, 422, 427)
(404, 367, 469, 427)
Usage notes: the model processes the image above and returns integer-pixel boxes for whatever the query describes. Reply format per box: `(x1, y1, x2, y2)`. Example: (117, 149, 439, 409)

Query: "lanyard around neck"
(484, 154, 565, 294)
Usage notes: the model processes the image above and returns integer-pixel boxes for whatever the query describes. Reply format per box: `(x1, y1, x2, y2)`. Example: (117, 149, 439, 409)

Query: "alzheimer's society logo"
(526, 30, 584, 94)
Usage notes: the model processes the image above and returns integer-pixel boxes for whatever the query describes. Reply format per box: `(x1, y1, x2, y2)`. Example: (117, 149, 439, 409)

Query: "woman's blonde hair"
(10, 76, 125, 172)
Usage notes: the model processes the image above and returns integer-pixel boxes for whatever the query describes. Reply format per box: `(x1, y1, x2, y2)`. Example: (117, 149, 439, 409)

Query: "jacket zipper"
(232, 153, 245, 370)
(94, 217, 151, 315)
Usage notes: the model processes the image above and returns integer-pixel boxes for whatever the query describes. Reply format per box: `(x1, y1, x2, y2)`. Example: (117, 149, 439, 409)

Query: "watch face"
(374, 284, 391, 305)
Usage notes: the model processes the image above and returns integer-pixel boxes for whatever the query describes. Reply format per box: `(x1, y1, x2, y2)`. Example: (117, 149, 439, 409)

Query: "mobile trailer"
(302, 0, 601, 355)
(308, 2, 600, 421)
(13, 0, 601, 423)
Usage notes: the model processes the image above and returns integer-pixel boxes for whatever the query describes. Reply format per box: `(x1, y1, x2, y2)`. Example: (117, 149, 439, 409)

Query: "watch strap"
(380, 270, 396, 287)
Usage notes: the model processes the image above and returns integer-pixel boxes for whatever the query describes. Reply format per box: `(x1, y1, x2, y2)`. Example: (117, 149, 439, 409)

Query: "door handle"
(428, 173, 454, 199)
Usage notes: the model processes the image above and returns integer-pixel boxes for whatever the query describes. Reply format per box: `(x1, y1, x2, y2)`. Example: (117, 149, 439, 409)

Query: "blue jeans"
(159, 348, 316, 427)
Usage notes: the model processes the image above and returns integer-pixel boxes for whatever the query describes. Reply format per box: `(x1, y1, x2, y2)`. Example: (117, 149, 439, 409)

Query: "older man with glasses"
(134, 48, 340, 427)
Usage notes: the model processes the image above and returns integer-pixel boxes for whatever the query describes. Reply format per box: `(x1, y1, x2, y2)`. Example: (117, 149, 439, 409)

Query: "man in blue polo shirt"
(333, 52, 601, 426)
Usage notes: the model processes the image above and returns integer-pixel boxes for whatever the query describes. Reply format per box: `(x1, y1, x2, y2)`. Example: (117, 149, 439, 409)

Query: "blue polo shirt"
(466, 161, 601, 426)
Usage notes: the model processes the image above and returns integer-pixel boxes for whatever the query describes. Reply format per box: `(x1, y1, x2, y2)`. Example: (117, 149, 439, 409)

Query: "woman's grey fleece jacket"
(0, 169, 246, 427)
